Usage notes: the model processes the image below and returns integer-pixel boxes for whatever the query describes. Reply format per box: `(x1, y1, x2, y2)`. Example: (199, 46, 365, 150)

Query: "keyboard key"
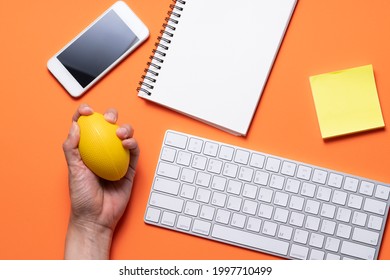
(242, 183, 258, 199)
(290, 244, 309, 259)
(352, 227, 379, 246)
(305, 216, 320, 231)
(336, 224, 352, 239)
(219, 145, 234, 161)
(278, 225, 293, 241)
(192, 219, 211, 236)
(180, 168, 196, 183)
(335, 207, 351, 223)
(161, 147, 176, 162)
(359, 181, 375, 196)
(212, 224, 289, 256)
(304, 199, 320, 215)
(258, 204, 274, 219)
(281, 161, 296, 177)
(157, 162, 180, 179)
(227, 196, 242, 211)
(326, 253, 340, 260)
(301, 182, 316, 197)
(153, 177, 180, 195)
(145, 207, 161, 223)
(176, 150, 191, 166)
(184, 201, 200, 216)
(258, 187, 273, 203)
(347, 194, 363, 209)
(325, 237, 340, 252)
(231, 213, 246, 228)
(320, 203, 336, 219)
(223, 162, 238, 178)
(192, 155, 207, 170)
(246, 217, 262, 232)
(320, 219, 336, 235)
(375, 184, 390, 200)
(196, 172, 211, 187)
(312, 169, 327, 184)
(274, 208, 289, 223)
(293, 229, 309, 244)
(254, 170, 269, 185)
(363, 198, 387, 215)
(285, 178, 300, 194)
(265, 157, 281, 172)
(150, 192, 184, 213)
(215, 209, 230, 224)
(211, 176, 227, 191)
(309, 249, 325, 260)
(368, 215, 383, 231)
(242, 199, 258, 215)
(352, 211, 367, 226)
(289, 195, 305, 211)
(309, 233, 325, 248)
(262, 221, 278, 236)
(343, 177, 359, 192)
(269, 174, 285, 190)
(328, 173, 343, 188)
(297, 165, 312, 181)
(341, 241, 376, 260)
(211, 192, 227, 207)
(207, 158, 223, 174)
(227, 180, 242, 195)
(316, 186, 332, 201)
(204, 141, 219, 157)
(249, 153, 265, 169)
(200, 205, 215, 221)
(180, 184, 196, 199)
(234, 149, 250, 164)
(177, 215, 192, 231)
(188, 137, 203, 153)
(196, 188, 211, 203)
(238, 166, 254, 182)
(161, 212, 177, 227)
(289, 212, 304, 227)
(165, 131, 187, 149)
(331, 190, 347, 205)
(274, 192, 289, 207)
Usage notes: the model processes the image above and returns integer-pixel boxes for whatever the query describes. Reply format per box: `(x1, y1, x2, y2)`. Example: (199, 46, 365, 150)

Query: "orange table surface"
(1, 0, 390, 260)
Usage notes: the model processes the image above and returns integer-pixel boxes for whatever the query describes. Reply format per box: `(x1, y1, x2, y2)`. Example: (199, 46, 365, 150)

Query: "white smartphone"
(47, 1, 149, 97)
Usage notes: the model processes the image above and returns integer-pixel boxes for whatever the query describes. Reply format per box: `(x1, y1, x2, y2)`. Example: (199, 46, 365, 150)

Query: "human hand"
(63, 104, 140, 259)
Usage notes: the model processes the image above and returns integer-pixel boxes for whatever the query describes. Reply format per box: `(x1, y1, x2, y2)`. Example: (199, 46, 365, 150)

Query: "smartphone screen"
(57, 10, 139, 88)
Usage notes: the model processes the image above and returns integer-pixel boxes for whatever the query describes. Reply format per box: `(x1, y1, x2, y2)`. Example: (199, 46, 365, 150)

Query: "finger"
(72, 103, 93, 122)
(63, 121, 81, 164)
(123, 138, 140, 171)
(122, 137, 138, 151)
(116, 124, 134, 140)
(104, 108, 118, 124)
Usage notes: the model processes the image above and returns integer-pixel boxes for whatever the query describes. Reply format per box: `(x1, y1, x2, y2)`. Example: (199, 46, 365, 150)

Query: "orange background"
(0, 0, 390, 259)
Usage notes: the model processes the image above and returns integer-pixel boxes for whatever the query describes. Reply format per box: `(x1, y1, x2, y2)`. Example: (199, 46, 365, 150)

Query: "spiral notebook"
(138, 0, 297, 136)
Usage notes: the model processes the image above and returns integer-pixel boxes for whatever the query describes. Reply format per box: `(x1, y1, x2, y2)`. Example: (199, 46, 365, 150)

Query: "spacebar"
(212, 224, 289, 256)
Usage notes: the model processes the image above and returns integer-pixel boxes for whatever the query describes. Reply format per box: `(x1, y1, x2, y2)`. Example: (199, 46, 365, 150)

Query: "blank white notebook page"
(138, 0, 297, 135)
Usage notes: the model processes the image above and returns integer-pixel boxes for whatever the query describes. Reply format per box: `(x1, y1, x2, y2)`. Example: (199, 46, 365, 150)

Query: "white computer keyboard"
(144, 130, 390, 260)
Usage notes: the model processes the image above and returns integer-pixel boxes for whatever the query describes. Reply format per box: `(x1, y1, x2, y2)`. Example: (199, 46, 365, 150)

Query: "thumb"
(63, 121, 81, 165)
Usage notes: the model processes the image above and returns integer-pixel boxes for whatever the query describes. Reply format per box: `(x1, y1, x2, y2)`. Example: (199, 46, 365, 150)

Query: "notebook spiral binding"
(137, 0, 186, 96)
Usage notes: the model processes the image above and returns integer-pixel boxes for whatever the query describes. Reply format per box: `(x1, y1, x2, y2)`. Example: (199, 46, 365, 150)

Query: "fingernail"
(105, 112, 117, 122)
(117, 127, 127, 137)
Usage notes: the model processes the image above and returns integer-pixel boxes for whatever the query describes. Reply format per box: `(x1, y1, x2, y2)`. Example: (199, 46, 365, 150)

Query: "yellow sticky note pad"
(309, 65, 385, 139)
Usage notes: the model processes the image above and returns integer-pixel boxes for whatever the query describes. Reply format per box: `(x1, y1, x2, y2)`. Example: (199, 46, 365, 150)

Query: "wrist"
(65, 215, 114, 260)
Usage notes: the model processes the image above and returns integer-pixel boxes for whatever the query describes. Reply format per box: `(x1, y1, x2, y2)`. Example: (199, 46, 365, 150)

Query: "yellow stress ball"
(77, 112, 130, 181)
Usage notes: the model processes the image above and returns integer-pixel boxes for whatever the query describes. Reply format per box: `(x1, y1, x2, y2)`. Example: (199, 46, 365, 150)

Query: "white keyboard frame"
(144, 130, 390, 260)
